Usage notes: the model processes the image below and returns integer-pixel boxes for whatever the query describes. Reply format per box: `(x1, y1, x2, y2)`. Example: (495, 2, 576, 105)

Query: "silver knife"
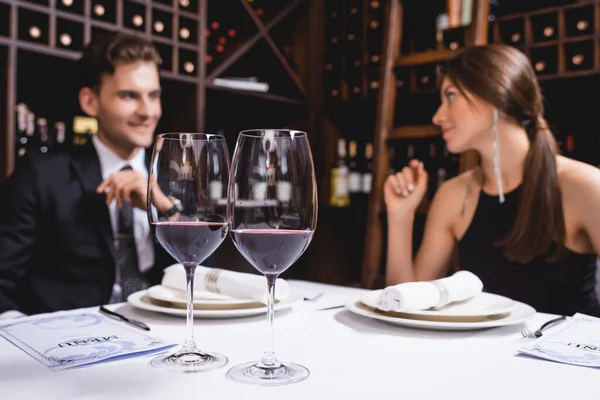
(99, 305, 151, 331)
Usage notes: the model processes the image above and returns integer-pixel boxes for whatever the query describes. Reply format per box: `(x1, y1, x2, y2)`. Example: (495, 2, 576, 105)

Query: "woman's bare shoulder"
(557, 155, 600, 191)
(436, 167, 480, 198)
(429, 167, 481, 219)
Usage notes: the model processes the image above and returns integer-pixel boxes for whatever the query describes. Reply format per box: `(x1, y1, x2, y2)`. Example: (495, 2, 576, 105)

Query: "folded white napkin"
(161, 264, 289, 303)
(376, 270, 484, 312)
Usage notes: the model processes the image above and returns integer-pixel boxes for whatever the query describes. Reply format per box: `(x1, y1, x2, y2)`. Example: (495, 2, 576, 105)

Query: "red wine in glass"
(153, 221, 228, 265)
(147, 132, 230, 373)
(226, 129, 318, 386)
(230, 229, 313, 276)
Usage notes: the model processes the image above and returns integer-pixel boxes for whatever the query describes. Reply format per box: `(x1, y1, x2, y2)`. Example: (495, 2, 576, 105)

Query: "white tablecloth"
(0, 280, 596, 400)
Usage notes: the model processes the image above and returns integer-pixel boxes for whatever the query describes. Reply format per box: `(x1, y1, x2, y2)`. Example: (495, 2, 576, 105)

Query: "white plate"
(360, 291, 515, 318)
(146, 285, 257, 306)
(345, 294, 536, 331)
(128, 289, 303, 319)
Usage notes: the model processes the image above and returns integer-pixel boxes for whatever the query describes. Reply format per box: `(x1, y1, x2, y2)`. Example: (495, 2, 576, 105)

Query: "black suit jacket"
(0, 141, 174, 315)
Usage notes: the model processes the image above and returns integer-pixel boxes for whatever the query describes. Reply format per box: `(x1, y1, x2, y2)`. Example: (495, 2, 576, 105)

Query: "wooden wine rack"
(493, 0, 600, 81)
(0, 0, 313, 180)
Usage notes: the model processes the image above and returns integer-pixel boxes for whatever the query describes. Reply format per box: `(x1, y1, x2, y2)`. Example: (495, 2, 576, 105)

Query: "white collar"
(92, 135, 147, 179)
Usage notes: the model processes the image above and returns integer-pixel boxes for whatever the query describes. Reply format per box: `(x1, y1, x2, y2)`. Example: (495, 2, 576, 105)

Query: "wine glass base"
(225, 361, 309, 386)
(149, 349, 228, 373)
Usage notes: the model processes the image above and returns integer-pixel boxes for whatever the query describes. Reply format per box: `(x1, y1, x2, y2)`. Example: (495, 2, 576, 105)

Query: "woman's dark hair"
(438, 44, 564, 264)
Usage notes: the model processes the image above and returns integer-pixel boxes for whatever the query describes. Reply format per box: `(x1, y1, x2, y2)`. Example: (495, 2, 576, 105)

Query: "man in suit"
(0, 32, 176, 317)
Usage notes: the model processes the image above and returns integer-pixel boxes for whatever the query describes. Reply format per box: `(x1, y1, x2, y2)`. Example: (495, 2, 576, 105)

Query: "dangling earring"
(492, 108, 505, 204)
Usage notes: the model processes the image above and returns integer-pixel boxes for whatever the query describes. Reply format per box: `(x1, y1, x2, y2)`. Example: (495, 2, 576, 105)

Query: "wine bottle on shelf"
(277, 150, 292, 204)
(488, 0, 499, 22)
(36, 118, 49, 154)
(565, 134, 575, 158)
(368, 74, 380, 97)
(530, 46, 558, 76)
(369, 0, 381, 10)
(499, 18, 526, 47)
(15, 103, 29, 157)
(345, 23, 362, 45)
(407, 142, 415, 160)
(347, 0, 361, 18)
(152, 9, 173, 39)
(330, 138, 350, 207)
(531, 12, 558, 43)
(565, 40, 594, 72)
(387, 144, 396, 175)
(565, 4, 594, 37)
(55, 121, 66, 146)
(348, 140, 361, 202)
(26, 109, 36, 149)
(362, 142, 373, 195)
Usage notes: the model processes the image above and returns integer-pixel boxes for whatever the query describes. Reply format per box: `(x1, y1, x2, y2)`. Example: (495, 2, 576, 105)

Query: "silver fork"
(521, 315, 567, 339)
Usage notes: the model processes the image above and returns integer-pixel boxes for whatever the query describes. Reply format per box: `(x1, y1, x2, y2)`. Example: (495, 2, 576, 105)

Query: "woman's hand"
(383, 159, 428, 217)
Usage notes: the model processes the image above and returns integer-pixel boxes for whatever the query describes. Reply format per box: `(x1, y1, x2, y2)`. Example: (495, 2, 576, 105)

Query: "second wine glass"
(147, 133, 230, 373)
(226, 129, 318, 386)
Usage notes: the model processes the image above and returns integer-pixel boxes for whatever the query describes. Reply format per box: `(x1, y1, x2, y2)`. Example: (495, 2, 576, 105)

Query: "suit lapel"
(69, 140, 116, 262)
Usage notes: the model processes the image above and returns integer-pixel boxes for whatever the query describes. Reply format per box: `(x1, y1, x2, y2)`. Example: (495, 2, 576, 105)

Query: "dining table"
(0, 279, 596, 400)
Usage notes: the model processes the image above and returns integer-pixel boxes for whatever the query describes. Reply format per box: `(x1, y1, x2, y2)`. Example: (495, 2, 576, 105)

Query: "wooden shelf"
(389, 125, 440, 140)
(537, 67, 600, 80)
(395, 49, 458, 67)
(205, 81, 307, 105)
(529, 33, 598, 48)
(496, 0, 599, 21)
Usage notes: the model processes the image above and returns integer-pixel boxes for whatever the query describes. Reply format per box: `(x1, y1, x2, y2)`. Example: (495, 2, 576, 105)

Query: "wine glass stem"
(182, 263, 198, 352)
(258, 275, 280, 368)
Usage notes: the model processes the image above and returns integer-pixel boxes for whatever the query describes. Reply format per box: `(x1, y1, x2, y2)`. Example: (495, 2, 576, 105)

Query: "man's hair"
(78, 32, 161, 90)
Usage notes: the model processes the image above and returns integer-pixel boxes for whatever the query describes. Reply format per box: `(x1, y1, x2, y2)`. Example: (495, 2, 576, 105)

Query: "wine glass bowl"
(147, 133, 230, 373)
(226, 129, 318, 386)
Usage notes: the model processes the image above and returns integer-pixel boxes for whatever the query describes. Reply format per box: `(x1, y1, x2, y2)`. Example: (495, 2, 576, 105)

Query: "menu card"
(518, 313, 600, 368)
(0, 309, 176, 371)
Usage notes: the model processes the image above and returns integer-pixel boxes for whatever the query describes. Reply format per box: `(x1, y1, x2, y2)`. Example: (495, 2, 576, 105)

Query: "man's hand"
(96, 169, 148, 211)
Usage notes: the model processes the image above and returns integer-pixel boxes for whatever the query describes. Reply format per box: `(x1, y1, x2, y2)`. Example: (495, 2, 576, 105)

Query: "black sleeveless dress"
(458, 186, 600, 316)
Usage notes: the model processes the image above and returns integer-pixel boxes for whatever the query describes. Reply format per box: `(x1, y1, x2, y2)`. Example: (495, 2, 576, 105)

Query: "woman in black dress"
(384, 44, 600, 316)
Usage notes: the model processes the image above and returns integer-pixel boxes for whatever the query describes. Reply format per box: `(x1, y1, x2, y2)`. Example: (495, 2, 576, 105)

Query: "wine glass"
(147, 133, 230, 373)
(226, 129, 318, 386)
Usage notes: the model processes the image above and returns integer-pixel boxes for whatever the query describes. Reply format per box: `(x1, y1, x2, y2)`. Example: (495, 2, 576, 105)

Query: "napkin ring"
(204, 268, 222, 293)
(431, 280, 450, 309)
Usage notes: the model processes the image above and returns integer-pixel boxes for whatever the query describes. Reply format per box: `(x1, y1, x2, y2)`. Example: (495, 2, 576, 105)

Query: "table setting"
(1, 130, 599, 399)
(2, 277, 600, 400)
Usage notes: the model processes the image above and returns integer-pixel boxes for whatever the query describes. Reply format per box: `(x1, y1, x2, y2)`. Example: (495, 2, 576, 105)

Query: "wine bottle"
(330, 138, 350, 207)
(531, 12, 558, 43)
(26, 109, 36, 149)
(565, 4, 594, 37)
(361, 142, 373, 194)
(16, 103, 29, 157)
(55, 121, 66, 146)
(36, 118, 49, 154)
(208, 135, 224, 201)
(277, 150, 292, 204)
(348, 140, 361, 199)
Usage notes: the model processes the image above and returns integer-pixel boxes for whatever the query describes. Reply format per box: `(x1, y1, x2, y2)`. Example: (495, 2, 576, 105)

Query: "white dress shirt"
(92, 136, 155, 273)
